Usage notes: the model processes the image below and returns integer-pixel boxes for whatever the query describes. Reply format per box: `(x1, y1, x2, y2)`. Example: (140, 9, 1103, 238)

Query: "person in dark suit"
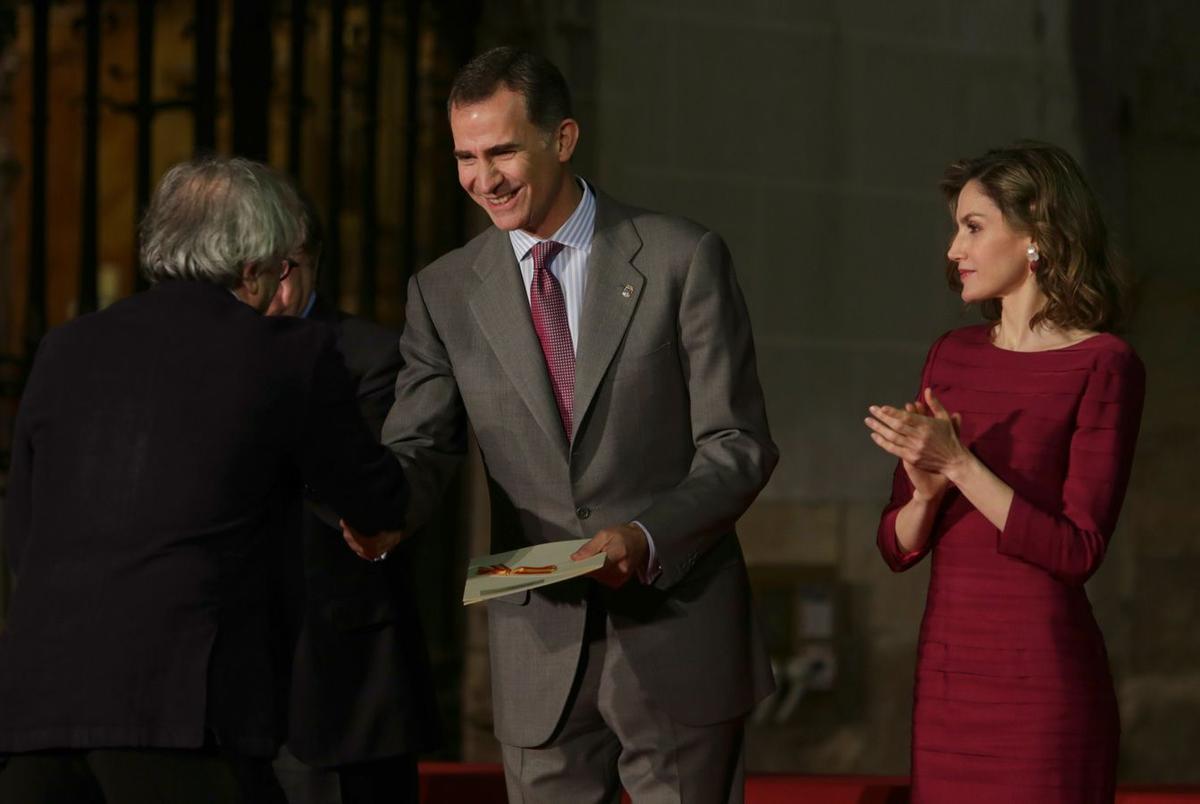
(0, 157, 405, 804)
(369, 48, 778, 803)
(267, 196, 439, 804)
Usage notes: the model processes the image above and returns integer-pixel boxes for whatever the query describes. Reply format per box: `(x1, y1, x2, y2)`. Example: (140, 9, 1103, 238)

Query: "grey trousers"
(501, 608, 745, 804)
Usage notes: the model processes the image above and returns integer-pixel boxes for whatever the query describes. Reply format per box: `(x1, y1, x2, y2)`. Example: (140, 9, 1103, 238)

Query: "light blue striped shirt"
(508, 179, 596, 354)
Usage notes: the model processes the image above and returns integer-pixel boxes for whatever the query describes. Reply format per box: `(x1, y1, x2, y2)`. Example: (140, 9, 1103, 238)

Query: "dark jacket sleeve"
(297, 333, 409, 535)
(341, 318, 403, 436)
(2, 332, 61, 580)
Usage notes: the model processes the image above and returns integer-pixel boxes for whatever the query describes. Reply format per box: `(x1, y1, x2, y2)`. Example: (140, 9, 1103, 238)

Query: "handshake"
(340, 521, 406, 562)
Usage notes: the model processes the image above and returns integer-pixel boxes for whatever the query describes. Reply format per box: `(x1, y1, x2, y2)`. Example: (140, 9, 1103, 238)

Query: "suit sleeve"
(634, 231, 779, 590)
(353, 327, 404, 436)
(3, 379, 38, 583)
(876, 334, 948, 572)
(996, 348, 1145, 585)
(2, 332, 60, 581)
(297, 332, 409, 535)
(3, 408, 33, 584)
(380, 274, 469, 533)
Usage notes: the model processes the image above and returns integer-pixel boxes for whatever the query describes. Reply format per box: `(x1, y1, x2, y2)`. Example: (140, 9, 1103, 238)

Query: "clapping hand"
(340, 519, 407, 562)
(865, 388, 967, 499)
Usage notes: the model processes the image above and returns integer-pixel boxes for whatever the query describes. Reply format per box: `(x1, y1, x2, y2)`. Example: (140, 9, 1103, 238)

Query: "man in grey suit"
(376, 47, 777, 803)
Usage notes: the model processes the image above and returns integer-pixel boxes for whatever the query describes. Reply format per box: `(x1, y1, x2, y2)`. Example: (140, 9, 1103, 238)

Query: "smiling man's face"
(450, 87, 578, 239)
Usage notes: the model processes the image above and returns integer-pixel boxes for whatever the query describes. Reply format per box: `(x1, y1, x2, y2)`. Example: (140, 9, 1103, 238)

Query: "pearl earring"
(1026, 244, 1040, 262)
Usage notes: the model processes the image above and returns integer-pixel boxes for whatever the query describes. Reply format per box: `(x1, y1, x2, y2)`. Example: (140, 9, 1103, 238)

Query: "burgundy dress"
(877, 324, 1145, 804)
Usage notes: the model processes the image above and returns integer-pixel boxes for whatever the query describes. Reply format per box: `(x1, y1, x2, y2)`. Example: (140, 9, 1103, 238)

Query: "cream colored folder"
(462, 539, 605, 606)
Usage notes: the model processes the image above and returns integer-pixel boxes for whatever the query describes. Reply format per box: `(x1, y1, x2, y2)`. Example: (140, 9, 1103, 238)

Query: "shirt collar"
(509, 177, 596, 261)
(300, 291, 317, 319)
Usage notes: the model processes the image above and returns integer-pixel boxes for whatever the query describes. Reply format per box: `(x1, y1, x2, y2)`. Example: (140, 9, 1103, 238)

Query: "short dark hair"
(940, 141, 1132, 332)
(447, 46, 572, 132)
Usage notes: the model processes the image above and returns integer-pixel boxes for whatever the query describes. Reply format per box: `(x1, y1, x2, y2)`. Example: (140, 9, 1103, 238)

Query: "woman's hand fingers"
(868, 404, 916, 435)
(870, 394, 966, 476)
(923, 387, 952, 420)
(864, 414, 907, 446)
(869, 431, 915, 463)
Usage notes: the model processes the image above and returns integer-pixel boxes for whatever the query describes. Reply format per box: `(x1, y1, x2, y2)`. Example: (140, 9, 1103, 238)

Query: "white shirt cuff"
(630, 521, 662, 584)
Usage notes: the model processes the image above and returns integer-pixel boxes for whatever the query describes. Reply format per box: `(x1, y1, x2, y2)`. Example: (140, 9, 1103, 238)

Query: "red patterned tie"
(529, 240, 574, 437)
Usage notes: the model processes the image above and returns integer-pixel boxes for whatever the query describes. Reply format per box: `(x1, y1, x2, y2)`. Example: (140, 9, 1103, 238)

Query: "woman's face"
(947, 179, 1035, 303)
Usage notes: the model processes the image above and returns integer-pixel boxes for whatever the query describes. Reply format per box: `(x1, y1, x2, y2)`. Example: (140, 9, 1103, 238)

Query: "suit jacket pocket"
(611, 340, 675, 381)
(325, 594, 399, 631)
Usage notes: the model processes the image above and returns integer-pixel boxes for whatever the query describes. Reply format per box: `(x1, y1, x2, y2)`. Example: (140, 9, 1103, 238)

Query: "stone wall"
(583, 0, 1199, 780)
(1077, 0, 1200, 782)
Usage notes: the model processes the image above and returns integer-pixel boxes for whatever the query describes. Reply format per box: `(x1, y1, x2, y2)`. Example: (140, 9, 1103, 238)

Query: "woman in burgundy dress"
(865, 142, 1144, 804)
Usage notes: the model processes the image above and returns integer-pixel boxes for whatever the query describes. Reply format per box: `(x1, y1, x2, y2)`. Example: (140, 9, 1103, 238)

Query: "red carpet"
(418, 763, 1200, 803)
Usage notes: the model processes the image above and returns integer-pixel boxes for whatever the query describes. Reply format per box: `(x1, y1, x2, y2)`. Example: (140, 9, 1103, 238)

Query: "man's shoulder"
(595, 188, 713, 251)
(333, 311, 399, 344)
(331, 311, 402, 371)
(313, 297, 398, 343)
(629, 208, 711, 248)
(31, 284, 335, 393)
(414, 189, 720, 292)
(415, 227, 499, 290)
(297, 297, 398, 376)
(44, 280, 279, 351)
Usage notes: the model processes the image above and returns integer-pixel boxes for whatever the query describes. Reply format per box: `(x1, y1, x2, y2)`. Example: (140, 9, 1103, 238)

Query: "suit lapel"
(468, 228, 569, 458)
(572, 194, 644, 442)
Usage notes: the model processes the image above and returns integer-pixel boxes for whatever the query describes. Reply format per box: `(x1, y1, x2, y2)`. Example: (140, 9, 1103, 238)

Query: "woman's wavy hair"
(940, 141, 1132, 332)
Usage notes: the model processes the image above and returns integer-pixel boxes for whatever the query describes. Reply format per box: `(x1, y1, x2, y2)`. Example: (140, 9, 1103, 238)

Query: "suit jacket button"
(576, 506, 591, 520)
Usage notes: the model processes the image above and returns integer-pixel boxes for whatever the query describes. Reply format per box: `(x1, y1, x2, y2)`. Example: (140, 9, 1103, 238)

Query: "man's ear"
(231, 261, 262, 306)
(239, 261, 260, 292)
(556, 118, 580, 163)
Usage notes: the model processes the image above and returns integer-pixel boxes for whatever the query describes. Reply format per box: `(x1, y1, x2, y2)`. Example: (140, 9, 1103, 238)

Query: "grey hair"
(139, 156, 304, 286)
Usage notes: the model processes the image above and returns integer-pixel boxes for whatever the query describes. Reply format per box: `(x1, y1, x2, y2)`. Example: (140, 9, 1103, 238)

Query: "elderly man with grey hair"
(0, 156, 408, 804)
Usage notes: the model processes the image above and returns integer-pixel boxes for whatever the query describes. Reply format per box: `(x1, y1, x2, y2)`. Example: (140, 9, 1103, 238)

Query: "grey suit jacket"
(383, 189, 777, 747)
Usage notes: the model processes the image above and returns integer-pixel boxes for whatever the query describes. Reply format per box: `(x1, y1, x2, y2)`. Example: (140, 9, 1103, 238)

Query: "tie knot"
(531, 240, 565, 272)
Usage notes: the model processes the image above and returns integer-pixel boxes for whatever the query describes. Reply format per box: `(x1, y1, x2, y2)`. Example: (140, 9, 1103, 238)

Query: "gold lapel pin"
(621, 284, 634, 299)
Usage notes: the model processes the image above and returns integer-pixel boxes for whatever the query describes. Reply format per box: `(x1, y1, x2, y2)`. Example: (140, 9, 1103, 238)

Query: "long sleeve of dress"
(876, 333, 949, 572)
(997, 347, 1146, 585)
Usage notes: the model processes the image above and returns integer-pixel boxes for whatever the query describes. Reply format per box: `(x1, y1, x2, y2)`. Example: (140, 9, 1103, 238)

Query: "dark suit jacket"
(283, 297, 440, 768)
(383, 189, 778, 747)
(0, 280, 408, 758)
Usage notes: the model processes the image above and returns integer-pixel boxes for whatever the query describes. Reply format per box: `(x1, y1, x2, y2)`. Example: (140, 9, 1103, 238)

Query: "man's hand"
(340, 519, 407, 562)
(571, 523, 649, 589)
